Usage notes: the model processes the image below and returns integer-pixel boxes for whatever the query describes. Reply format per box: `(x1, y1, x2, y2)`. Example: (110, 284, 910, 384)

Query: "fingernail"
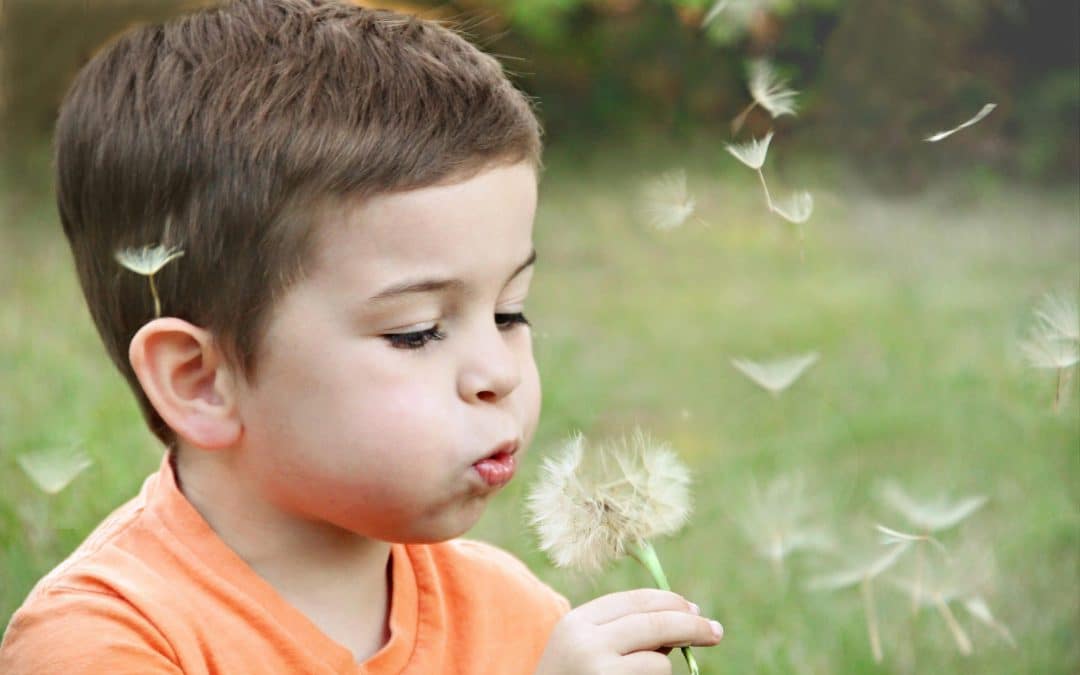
(688, 602, 701, 615)
(710, 620, 724, 639)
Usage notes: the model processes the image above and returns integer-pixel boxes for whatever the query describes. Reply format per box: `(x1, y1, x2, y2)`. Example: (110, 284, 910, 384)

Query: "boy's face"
(232, 162, 541, 543)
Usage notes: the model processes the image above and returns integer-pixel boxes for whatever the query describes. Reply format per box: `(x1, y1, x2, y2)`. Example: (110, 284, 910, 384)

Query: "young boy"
(0, 1, 723, 672)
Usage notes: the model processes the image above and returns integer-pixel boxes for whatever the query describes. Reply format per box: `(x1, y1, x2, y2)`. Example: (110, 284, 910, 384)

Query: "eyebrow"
(367, 249, 537, 303)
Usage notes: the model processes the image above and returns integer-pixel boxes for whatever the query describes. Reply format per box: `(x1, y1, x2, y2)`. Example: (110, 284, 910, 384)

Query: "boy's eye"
(495, 312, 530, 330)
(382, 326, 446, 350)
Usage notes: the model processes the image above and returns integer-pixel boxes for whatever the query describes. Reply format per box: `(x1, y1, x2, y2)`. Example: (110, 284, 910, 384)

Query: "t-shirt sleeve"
(0, 587, 183, 675)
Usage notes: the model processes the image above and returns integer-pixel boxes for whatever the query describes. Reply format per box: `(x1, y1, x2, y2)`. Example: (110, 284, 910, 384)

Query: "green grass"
(2, 146, 1078, 673)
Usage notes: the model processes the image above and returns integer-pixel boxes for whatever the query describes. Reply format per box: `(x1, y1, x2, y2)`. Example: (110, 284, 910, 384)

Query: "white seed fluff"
(527, 430, 692, 572)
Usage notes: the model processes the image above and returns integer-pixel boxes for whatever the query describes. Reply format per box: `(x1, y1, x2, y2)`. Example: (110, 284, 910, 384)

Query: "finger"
(574, 589, 698, 625)
(605, 610, 723, 654)
(618, 650, 672, 675)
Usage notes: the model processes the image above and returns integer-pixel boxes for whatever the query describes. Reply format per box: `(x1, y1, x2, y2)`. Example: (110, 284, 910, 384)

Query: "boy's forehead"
(310, 163, 538, 288)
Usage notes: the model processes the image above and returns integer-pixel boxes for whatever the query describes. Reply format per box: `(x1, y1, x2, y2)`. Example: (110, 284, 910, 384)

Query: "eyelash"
(383, 312, 531, 350)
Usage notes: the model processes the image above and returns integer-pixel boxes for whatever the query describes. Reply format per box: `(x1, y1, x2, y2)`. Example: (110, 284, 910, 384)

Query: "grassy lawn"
(2, 143, 1078, 673)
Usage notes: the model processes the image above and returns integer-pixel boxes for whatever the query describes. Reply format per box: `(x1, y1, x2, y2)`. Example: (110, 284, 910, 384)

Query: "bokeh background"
(2, 1, 1078, 673)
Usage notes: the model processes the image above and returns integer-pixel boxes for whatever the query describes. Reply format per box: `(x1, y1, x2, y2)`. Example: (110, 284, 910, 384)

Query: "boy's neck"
(172, 447, 393, 662)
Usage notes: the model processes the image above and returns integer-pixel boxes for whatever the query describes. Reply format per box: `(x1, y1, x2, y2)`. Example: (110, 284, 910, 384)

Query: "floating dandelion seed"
(807, 541, 911, 592)
(1022, 292, 1080, 412)
(878, 483, 987, 614)
(748, 60, 800, 119)
(771, 190, 813, 225)
(700, 0, 731, 27)
(702, 0, 769, 32)
(1034, 292, 1080, 342)
(114, 244, 185, 276)
(1019, 328, 1080, 370)
(925, 103, 997, 142)
(731, 60, 799, 134)
(807, 541, 911, 663)
(736, 474, 832, 576)
(115, 244, 185, 318)
(726, 132, 778, 215)
(640, 169, 697, 231)
(731, 352, 818, 396)
(725, 131, 773, 171)
(17, 445, 93, 495)
(1020, 324, 1079, 412)
(733, 61, 799, 133)
(527, 430, 700, 674)
(878, 482, 987, 533)
(875, 523, 947, 556)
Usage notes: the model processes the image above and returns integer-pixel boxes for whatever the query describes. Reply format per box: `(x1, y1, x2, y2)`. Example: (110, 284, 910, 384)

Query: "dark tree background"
(2, 0, 1077, 187)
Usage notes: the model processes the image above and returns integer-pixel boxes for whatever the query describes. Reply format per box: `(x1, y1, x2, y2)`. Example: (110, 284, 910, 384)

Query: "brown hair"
(55, 0, 542, 444)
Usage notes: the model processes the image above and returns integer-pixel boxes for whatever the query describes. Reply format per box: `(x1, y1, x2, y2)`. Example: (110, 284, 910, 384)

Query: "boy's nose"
(457, 330, 522, 404)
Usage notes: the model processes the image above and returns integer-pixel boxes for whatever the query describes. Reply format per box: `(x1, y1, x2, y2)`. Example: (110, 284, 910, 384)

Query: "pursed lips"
(470, 439, 520, 488)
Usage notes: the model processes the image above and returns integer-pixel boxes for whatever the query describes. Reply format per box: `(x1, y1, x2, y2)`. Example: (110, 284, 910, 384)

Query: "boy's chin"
(385, 499, 490, 545)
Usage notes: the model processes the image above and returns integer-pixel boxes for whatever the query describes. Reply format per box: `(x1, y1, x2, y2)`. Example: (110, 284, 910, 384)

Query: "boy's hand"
(534, 589, 724, 675)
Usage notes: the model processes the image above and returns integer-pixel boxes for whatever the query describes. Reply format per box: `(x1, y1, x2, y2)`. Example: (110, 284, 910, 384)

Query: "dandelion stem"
(148, 274, 162, 318)
(756, 168, 774, 212)
(629, 541, 700, 675)
(860, 577, 883, 663)
(933, 593, 972, 655)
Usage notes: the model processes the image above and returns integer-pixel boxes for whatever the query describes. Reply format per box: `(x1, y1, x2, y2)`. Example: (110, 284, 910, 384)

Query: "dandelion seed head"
(748, 60, 799, 118)
(18, 445, 94, 495)
(730, 352, 819, 395)
(115, 244, 185, 277)
(640, 169, 696, 231)
(725, 131, 774, 170)
(771, 191, 814, 225)
(527, 430, 692, 572)
(878, 481, 987, 532)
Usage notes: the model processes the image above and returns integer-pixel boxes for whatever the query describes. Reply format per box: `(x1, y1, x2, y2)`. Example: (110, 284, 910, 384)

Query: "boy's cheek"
(520, 363, 543, 448)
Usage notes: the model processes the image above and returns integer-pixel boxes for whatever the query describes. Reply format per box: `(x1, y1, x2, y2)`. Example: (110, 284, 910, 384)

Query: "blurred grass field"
(2, 143, 1078, 673)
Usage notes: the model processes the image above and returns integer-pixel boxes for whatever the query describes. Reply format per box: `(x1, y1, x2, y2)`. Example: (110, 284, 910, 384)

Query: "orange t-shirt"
(0, 455, 569, 674)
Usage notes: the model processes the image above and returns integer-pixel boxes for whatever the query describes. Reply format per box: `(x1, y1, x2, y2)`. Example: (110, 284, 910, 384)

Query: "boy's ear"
(129, 318, 242, 450)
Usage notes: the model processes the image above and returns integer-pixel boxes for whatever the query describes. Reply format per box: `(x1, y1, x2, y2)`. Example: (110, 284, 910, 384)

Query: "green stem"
(629, 541, 701, 675)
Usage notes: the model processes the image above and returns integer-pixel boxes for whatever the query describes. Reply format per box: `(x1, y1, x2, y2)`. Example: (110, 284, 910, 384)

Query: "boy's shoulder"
(0, 474, 186, 673)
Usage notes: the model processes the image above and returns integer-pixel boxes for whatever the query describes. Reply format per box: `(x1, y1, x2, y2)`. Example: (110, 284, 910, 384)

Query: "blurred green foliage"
(1, 0, 1077, 187)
